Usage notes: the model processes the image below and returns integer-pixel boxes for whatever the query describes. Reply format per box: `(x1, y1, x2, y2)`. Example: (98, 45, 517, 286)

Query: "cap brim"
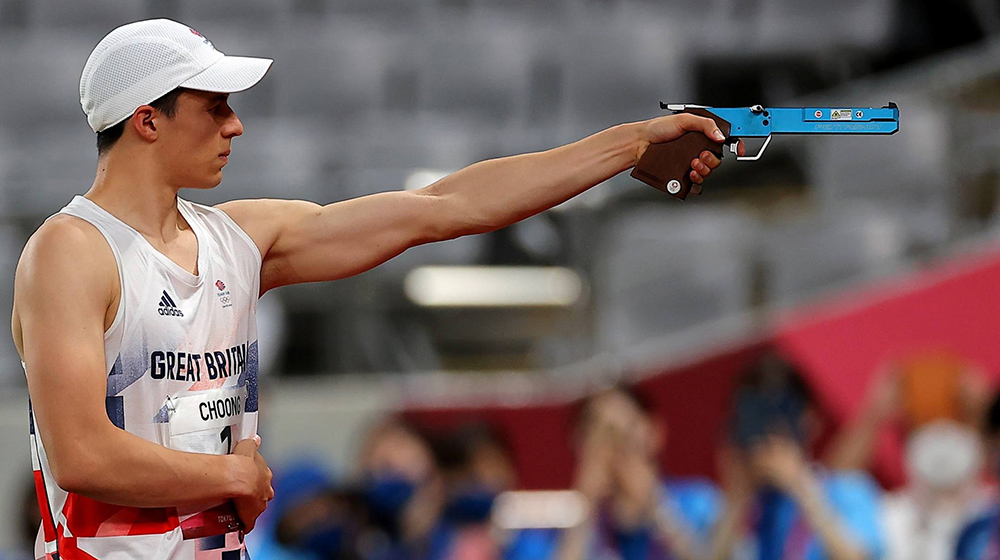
(180, 55, 273, 93)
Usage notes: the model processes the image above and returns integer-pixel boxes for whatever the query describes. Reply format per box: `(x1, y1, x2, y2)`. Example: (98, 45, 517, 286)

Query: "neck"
(86, 147, 185, 242)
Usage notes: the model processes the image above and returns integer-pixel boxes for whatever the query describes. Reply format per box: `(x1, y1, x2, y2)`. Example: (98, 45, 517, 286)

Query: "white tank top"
(28, 195, 261, 560)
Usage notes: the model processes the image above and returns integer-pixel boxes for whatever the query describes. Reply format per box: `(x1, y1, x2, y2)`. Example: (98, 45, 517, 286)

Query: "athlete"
(11, 18, 739, 560)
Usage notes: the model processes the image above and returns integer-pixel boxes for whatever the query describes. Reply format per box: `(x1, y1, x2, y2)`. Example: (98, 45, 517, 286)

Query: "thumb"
(252, 434, 262, 447)
(678, 114, 726, 142)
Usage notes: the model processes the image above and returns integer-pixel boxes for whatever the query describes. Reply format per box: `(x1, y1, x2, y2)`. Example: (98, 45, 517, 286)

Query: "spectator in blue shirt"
(557, 385, 723, 560)
(708, 355, 884, 560)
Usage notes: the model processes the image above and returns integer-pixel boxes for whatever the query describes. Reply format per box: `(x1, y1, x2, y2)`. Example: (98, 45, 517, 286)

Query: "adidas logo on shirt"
(157, 291, 184, 317)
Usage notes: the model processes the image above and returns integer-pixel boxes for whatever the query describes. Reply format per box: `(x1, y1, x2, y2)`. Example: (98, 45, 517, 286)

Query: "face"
(152, 90, 243, 190)
(581, 390, 659, 460)
(361, 424, 435, 483)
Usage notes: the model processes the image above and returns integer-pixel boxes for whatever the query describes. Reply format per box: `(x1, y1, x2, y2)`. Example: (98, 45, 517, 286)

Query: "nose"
(223, 109, 244, 139)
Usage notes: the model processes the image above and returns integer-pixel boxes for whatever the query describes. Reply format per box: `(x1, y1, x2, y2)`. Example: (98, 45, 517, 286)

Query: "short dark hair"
(573, 383, 656, 431)
(729, 353, 815, 448)
(96, 88, 186, 156)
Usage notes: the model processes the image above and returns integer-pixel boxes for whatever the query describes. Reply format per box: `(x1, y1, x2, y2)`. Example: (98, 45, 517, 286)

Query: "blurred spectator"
(251, 460, 361, 560)
(557, 385, 722, 560)
(954, 390, 1000, 560)
(426, 423, 521, 560)
(826, 354, 993, 560)
(356, 417, 445, 560)
(708, 355, 883, 560)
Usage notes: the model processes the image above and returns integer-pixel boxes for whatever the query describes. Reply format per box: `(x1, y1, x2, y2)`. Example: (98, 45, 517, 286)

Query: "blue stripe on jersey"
(106, 396, 125, 429)
(153, 403, 170, 423)
(200, 534, 227, 551)
(106, 353, 148, 397)
(28, 400, 34, 435)
(238, 341, 260, 413)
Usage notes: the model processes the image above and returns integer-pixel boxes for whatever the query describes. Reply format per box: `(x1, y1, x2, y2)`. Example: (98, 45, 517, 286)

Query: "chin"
(199, 173, 224, 190)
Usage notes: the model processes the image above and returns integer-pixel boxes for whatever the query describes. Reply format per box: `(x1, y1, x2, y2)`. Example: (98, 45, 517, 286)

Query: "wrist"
(224, 455, 256, 499)
(623, 121, 648, 167)
(785, 468, 819, 501)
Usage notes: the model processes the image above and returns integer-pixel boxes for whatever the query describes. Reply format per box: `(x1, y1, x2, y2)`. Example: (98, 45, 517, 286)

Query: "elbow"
(418, 189, 494, 242)
(47, 447, 102, 496)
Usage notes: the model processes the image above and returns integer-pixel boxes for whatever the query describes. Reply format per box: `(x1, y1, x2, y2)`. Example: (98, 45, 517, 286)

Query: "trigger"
(690, 183, 703, 195)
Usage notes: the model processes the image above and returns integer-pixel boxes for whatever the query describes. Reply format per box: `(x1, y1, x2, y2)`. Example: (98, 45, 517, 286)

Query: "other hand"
(612, 450, 660, 526)
(717, 444, 756, 505)
(232, 436, 274, 532)
(749, 435, 810, 496)
(865, 365, 902, 424)
(637, 113, 746, 184)
(574, 429, 616, 504)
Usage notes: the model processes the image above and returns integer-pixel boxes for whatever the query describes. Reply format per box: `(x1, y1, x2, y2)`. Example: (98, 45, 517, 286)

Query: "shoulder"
(820, 469, 884, 516)
(956, 508, 1000, 560)
(215, 198, 320, 224)
(214, 198, 320, 248)
(664, 477, 721, 501)
(662, 477, 723, 525)
(823, 469, 882, 494)
(16, 214, 117, 300)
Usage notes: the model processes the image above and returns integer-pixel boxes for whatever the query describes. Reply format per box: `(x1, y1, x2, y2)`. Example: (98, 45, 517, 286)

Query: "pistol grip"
(630, 108, 731, 200)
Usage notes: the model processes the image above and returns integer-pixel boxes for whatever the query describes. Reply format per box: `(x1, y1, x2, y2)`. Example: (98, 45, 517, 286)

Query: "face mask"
(299, 523, 346, 558)
(443, 486, 498, 524)
(364, 475, 417, 521)
(906, 420, 983, 489)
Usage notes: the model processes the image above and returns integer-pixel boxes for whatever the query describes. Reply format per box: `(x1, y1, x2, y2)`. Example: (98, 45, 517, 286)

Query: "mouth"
(219, 150, 231, 163)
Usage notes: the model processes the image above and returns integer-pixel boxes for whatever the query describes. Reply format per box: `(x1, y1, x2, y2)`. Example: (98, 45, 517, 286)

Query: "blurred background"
(3, 0, 1000, 558)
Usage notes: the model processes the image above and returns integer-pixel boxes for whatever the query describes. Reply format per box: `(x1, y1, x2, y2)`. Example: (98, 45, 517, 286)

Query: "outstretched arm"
(13, 217, 272, 512)
(219, 114, 736, 293)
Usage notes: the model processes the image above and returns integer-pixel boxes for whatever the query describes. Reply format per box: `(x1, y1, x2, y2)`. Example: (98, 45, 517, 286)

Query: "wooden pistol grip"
(630, 108, 731, 200)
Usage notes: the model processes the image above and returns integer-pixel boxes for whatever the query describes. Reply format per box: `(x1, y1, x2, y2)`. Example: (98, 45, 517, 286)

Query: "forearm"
(557, 509, 599, 560)
(425, 122, 642, 237)
(653, 508, 703, 560)
(50, 427, 255, 508)
(706, 497, 751, 560)
(823, 409, 882, 471)
(790, 476, 867, 560)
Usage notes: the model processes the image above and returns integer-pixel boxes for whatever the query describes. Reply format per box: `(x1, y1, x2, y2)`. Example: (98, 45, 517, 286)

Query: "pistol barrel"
(674, 104, 899, 138)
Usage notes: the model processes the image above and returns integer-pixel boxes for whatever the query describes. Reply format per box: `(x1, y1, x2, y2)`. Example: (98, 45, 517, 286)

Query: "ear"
(129, 105, 158, 143)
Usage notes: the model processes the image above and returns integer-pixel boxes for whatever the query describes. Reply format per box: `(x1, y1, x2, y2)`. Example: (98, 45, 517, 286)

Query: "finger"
(737, 140, 746, 157)
(699, 150, 721, 168)
(691, 159, 712, 178)
(690, 170, 704, 184)
(678, 114, 725, 142)
(252, 434, 261, 447)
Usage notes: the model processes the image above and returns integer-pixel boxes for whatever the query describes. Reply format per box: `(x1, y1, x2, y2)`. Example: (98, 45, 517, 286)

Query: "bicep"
(16, 223, 118, 480)
(220, 192, 446, 292)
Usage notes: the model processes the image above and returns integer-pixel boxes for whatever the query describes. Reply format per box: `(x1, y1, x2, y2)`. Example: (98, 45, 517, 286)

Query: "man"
(557, 386, 722, 560)
(12, 18, 734, 560)
(708, 355, 883, 560)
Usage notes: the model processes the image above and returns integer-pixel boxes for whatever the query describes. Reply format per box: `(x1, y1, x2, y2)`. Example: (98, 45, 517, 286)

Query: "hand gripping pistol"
(631, 103, 900, 199)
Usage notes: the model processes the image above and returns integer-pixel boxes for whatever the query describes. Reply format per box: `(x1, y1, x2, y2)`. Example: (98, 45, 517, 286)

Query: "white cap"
(80, 19, 273, 133)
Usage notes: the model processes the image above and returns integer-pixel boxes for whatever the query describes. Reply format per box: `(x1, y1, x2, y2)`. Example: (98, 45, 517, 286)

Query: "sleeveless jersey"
(28, 195, 262, 560)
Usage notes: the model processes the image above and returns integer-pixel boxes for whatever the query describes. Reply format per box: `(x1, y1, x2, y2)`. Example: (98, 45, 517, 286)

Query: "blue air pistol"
(631, 102, 900, 199)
